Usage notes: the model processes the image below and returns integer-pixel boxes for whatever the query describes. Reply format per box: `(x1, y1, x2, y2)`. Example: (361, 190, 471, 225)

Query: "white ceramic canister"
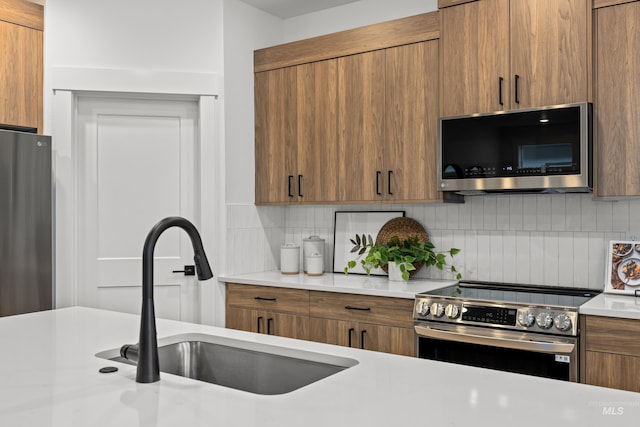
(302, 235, 325, 273)
(306, 253, 324, 276)
(280, 243, 300, 274)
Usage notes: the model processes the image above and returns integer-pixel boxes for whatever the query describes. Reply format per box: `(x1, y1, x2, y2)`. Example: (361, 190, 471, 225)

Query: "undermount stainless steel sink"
(96, 333, 358, 395)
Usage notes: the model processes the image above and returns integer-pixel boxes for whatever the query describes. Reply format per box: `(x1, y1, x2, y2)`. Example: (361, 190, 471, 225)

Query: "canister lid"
(281, 243, 299, 249)
(303, 235, 324, 242)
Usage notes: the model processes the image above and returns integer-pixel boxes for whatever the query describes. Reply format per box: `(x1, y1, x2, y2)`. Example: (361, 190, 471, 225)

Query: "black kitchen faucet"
(129, 216, 213, 383)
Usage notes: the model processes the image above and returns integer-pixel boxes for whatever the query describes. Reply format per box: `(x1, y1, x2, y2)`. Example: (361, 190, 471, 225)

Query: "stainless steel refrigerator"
(0, 129, 52, 317)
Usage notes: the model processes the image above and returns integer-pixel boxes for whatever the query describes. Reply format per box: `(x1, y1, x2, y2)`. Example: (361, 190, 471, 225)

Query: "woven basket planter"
(375, 217, 429, 276)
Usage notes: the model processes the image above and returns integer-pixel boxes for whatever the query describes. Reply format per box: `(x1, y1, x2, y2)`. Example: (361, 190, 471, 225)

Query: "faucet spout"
(136, 216, 213, 383)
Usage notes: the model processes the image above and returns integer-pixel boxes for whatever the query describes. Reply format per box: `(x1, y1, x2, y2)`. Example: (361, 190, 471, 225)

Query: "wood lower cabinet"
(0, 0, 44, 133)
(225, 283, 415, 357)
(593, 0, 640, 197)
(582, 315, 640, 393)
(309, 291, 415, 356)
(309, 317, 414, 356)
(225, 284, 310, 340)
(440, 0, 590, 116)
(226, 307, 309, 340)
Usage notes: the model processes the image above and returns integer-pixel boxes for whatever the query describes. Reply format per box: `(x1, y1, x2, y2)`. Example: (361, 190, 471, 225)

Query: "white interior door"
(77, 94, 201, 322)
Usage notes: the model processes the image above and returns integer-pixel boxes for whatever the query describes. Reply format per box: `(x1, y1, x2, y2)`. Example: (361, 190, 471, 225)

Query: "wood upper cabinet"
(338, 41, 440, 202)
(385, 41, 440, 202)
(440, 0, 590, 117)
(582, 315, 640, 393)
(255, 60, 338, 204)
(337, 50, 385, 202)
(440, 0, 509, 116)
(254, 12, 443, 205)
(297, 59, 339, 203)
(0, 0, 44, 133)
(254, 67, 297, 204)
(593, 0, 640, 197)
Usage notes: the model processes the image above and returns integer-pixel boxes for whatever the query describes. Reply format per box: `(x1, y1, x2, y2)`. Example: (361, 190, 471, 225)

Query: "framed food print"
(605, 241, 640, 295)
(333, 211, 405, 275)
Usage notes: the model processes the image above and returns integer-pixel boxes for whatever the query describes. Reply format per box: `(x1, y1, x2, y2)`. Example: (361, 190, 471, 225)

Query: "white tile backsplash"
(226, 194, 635, 290)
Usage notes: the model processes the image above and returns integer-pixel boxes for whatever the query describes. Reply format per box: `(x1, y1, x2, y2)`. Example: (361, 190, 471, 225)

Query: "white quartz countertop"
(1, 307, 639, 427)
(580, 292, 640, 320)
(218, 271, 456, 298)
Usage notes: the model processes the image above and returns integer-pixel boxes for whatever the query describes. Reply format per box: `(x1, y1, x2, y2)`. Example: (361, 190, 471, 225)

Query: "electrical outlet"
(626, 232, 640, 241)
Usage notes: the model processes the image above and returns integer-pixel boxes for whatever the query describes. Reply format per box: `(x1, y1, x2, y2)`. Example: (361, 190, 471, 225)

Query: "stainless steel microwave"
(438, 103, 592, 194)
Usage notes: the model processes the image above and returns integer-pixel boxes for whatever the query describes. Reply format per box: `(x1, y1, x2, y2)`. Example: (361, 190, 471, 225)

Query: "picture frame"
(332, 211, 405, 276)
(605, 240, 640, 295)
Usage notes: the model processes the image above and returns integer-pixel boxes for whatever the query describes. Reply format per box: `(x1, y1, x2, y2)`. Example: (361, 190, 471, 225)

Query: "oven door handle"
(414, 325, 575, 354)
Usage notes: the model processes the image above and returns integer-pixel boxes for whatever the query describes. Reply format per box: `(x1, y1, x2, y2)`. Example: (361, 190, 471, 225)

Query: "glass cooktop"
(420, 281, 600, 308)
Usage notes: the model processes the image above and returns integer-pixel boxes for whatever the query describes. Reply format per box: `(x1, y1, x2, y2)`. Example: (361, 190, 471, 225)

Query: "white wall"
(43, 0, 225, 132)
(280, 0, 438, 43)
(223, 0, 282, 205)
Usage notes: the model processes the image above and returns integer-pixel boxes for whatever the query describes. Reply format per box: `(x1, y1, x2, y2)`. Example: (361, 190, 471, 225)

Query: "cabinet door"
(0, 21, 43, 132)
(440, 0, 509, 116)
(510, 0, 590, 109)
(309, 317, 360, 348)
(297, 59, 339, 202)
(226, 307, 309, 340)
(254, 67, 298, 204)
(594, 1, 640, 197)
(360, 323, 415, 356)
(585, 351, 640, 393)
(269, 312, 310, 340)
(226, 307, 259, 333)
(385, 41, 440, 202)
(337, 50, 386, 202)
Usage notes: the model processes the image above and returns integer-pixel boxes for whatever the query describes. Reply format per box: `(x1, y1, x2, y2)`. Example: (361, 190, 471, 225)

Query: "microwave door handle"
(414, 325, 575, 355)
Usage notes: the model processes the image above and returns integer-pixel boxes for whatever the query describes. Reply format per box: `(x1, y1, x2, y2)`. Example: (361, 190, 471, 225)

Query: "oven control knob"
(518, 311, 535, 327)
(535, 312, 554, 329)
(554, 313, 573, 332)
(419, 301, 430, 316)
(445, 304, 460, 319)
(430, 303, 445, 318)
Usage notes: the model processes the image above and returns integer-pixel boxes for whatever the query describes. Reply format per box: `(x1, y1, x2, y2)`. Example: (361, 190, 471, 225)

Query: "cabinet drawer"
(584, 316, 640, 357)
(226, 283, 309, 316)
(310, 291, 413, 328)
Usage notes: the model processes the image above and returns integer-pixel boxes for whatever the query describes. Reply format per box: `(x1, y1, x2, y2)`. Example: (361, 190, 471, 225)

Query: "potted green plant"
(344, 234, 461, 282)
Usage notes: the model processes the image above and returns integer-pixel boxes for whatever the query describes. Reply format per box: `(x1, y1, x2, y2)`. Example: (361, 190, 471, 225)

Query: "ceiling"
(26, 0, 360, 19)
(240, 0, 360, 19)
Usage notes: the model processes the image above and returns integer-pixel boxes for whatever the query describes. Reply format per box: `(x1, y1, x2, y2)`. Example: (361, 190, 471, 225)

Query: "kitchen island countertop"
(1, 306, 639, 427)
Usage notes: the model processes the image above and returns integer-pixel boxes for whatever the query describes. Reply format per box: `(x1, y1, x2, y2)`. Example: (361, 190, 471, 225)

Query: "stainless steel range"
(413, 281, 600, 382)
